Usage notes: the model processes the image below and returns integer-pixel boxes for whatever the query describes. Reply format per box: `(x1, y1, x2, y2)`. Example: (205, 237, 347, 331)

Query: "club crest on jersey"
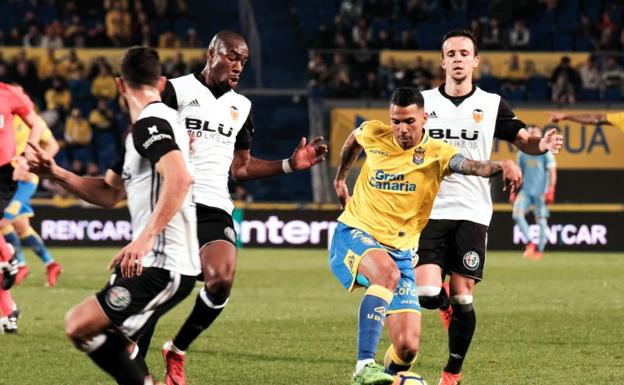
(359, 236, 374, 246)
(105, 286, 131, 310)
(472, 109, 484, 123)
(230, 106, 239, 121)
(413, 146, 425, 165)
(463, 251, 480, 271)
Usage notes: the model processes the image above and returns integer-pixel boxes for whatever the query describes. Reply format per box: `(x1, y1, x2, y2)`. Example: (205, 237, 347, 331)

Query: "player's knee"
(394, 332, 420, 363)
(450, 294, 474, 314)
(512, 214, 524, 222)
(416, 285, 444, 309)
(384, 264, 401, 291)
(64, 309, 86, 343)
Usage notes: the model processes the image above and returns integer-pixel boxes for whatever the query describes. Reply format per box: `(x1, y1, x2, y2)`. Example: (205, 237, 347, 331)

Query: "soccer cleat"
(438, 371, 462, 385)
(523, 243, 536, 259)
(352, 363, 394, 385)
(2, 309, 21, 333)
(1, 257, 18, 290)
(530, 251, 544, 260)
(45, 261, 62, 287)
(439, 282, 453, 331)
(15, 265, 29, 285)
(163, 340, 186, 385)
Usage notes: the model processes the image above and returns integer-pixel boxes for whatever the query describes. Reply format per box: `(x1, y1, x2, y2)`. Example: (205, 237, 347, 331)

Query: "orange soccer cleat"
(438, 371, 462, 385)
(530, 251, 544, 260)
(163, 340, 186, 385)
(45, 262, 62, 287)
(523, 243, 536, 259)
(439, 281, 453, 331)
(15, 265, 29, 285)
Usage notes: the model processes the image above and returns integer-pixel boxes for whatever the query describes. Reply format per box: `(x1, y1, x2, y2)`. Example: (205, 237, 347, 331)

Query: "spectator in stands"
(89, 99, 117, 172)
(45, 76, 72, 116)
(229, 179, 253, 203)
(21, 11, 41, 36)
(7, 28, 21, 46)
(397, 30, 414, 50)
(340, 0, 362, 22)
(601, 55, 624, 94)
(87, 22, 110, 47)
(550, 56, 581, 96)
(65, 15, 88, 47)
(371, 28, 393, 50)
(308, 53, 328, 87)
(158, 31, 181, 48)
(406, 0, 426, 23)
(501, 54, 526, 96)
(352, 17, 372, 45)
(482, 18, 502, 50)
(64, 108, 96, 175)
(598, 11, 617, 37)
(332, 14, 352, 41)
(404, 56, 433, 90)
(355, 71, 382, 98)
(323, 52, 350, 88)
(162, 52, 188, 79)
(0, 63, 8, 83)
(551, 73, 576, 104)
(183, 28, 202, 48)
(469, 19, 481, 46)
(23, 25, 43, 48)
(509, 20, 530, 50)
(105, 0, 132, 46)
(378, 56, 398, 95)
(328, 67, 353, 98)
(132, 11, 153, 46)
(65, 49, 85, 76)
(42, 21, 65, 49)
(90, 61, 117, 102)
(579, 56, 601, 96)
(10, 53, 40, 101)
(576, 13, 597, 50)
(38, 48, 64, 81)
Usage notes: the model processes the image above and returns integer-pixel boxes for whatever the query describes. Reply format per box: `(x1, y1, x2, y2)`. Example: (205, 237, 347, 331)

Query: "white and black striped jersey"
(114, 102, 200, 276)
(422, 85, 525, 226)
(162, 72, 253, 215)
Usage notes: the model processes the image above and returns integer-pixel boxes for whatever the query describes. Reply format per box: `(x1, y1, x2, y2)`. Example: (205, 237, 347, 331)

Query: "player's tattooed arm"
(450, 154, 522, 192)
(334, 130, 363, 208)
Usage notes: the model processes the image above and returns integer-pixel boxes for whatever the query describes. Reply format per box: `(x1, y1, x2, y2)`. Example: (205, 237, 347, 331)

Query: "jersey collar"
(438, 83, 477, 107)
(193, 71, 232, 99)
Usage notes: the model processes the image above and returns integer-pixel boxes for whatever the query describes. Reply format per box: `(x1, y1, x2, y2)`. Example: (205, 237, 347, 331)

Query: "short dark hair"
(120, 46, 161, 89)
(441, 29, 479, 56)
(390, 87, 424, 108)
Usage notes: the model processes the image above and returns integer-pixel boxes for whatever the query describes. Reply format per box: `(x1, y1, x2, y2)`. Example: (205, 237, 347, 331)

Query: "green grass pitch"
(3, 248, 623, 385)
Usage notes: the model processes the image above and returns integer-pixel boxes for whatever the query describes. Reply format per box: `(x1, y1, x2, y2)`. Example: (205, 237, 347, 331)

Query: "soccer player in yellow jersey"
(330, 87, 522, 385)
(549, 110, 624, 132)
(0, 114, 62, 290)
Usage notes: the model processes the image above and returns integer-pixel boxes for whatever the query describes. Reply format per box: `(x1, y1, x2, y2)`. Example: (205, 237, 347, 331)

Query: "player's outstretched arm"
(513, 128, 564, 155)
(449, 154, 522, 192)
(26, 142, 126, 208)
(109, 150, 193, 277)
(549, 112, 609, 125)
(334, 130, 363, 208)
(231, 136, 328, 181)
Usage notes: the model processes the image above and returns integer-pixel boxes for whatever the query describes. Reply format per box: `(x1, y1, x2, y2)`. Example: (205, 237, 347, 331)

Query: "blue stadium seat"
(578, 88, 600, 101)
(553, 34, 573, 50)
(477, 75, 501, 94)
(603, 88, 622, 101)
(526, 76, 550, 100)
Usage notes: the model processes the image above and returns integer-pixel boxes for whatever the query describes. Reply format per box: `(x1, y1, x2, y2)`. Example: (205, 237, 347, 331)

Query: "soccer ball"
(392, 371, 428, 385)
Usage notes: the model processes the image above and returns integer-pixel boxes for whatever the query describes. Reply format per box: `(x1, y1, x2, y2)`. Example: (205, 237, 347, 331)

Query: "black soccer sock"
(418, 286, 450, 310)
(172, 287, 227, 351)
(85, 330, 149, 385)
(444, 302, 476, 374)
(136, 318, 157, 358)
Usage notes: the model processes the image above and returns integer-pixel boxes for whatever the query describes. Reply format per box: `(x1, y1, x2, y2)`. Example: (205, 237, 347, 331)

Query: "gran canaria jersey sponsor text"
(369, 170, 416, 192)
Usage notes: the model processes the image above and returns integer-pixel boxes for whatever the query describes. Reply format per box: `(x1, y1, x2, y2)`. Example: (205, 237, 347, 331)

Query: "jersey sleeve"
(353, 120, 377, 148)
(439, 143, 460, 177)
(494, 98, 526, 143)
(606, 112, 624, 132)
(161, 80, 179, 110)
(545, 151, 556, 168)
(234, 114, 254, 150)
(132, 116, 180, 165)
(10, 89, 34, 120)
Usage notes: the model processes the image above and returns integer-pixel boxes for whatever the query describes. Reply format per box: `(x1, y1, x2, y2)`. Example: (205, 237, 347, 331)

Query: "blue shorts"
(513, 192, 549, 218)
(329, 222, 421, 314)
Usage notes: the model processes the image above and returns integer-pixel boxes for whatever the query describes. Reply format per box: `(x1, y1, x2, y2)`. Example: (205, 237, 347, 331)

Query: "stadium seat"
(526, 76, 550, 101)
(477, 75, 501, 94)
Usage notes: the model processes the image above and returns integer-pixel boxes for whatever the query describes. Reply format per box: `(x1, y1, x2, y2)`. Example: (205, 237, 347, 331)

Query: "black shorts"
(0, 163, 17, 213)
(196, 204, 236, 248)
(96, 267, 196, 340)
(416, 219, 488, 281)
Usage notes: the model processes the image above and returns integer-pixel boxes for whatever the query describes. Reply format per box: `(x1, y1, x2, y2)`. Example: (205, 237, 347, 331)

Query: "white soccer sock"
(355, 358, 375, 375)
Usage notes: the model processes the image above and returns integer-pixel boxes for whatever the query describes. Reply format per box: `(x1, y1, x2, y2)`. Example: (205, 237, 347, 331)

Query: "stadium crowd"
(305, 0, 624, 101)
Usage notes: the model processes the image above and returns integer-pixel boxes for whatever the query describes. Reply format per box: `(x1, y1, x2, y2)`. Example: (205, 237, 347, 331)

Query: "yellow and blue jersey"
(517, 151, 555, 196)
(14, 115, 52, 155)
(338, 120, 459, 250)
